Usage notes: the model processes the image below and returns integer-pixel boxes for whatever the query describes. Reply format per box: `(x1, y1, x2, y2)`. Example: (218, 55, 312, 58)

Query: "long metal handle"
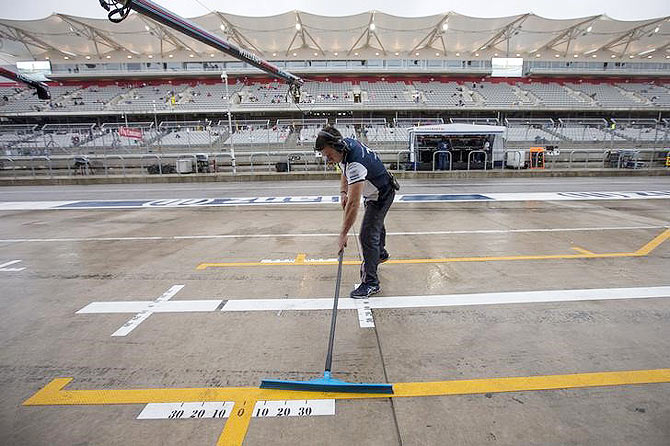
(324, 249, 344, 374)
(104, 0, 303, 88)
(0, 67, 50, 100)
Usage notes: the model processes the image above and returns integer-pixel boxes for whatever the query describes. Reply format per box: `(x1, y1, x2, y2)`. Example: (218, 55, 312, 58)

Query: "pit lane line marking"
(1, 225, 667, 244)
(24, 369, 670, 446)
(0, 260, 25, 271)
(3, 180, 664, 195)
(110, 285, 185, 337)
(1, 190, 669, 211)
(77, 285, 670, 316)
(197, 228, 670, 269)
(137, 399, 334, 419)
(356, 298, 375, 328)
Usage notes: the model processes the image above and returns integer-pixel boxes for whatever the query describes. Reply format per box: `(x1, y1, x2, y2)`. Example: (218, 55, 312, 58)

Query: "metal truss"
(347, 11, 386, 56)
(471, 14, 530, 56)
(285, 11, 325, 57)
(410, 13, 450, 55)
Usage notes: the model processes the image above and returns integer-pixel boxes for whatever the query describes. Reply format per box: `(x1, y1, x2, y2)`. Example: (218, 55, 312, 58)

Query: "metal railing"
(248, 152, 273, 172)
(467, 150, 488, 171)
(1, 149, 668, 178)
(0, 157, 17, 179)
(139, 154, 162, 175)
(30, 156, 52, 177)
(502, 150, 525, 169)
(395, 150, 413, 171)
(103, 155, 126, 176)
(248, 151, 323, 173)
(432, 150, 452, 171)
(212, 153, 235, 173)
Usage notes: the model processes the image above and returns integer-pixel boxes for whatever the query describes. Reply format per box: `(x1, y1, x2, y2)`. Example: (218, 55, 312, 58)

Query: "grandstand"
(520, 82, 587, 108)
(109, 83, 188, 111)
(365, 126, 409, 143)
(472, 82, 532, 107)
(414, 81, 474, 107)
(64, 85, 127, 112)
(2, 79, 670, 114)
(0, 9, 668, 168)
(361, 81, 412, 106)
(566, 83, 644, 108)
(554, 119, 626, 142)
(612, 119, 668, 141)
(181, 81, 244, 110)
(218, 120, 291, 147)
(300, 81, 354, 104)
(504, 119, 559, 143)
(241, 81, 291, 107)
(298, 126, 319, 145)
(617, 83, 670, 107)
(83, 126, 161, 150)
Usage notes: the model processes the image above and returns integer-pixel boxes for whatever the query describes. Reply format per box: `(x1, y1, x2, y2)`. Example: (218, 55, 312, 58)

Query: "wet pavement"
(1, 177, 669, 445)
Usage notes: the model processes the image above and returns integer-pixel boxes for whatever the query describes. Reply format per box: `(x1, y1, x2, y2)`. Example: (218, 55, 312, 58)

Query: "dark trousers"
(359, 189, 395, 286)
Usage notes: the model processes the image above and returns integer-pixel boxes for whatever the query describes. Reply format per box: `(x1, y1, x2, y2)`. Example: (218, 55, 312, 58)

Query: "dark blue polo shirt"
(339, 138, 391, 201)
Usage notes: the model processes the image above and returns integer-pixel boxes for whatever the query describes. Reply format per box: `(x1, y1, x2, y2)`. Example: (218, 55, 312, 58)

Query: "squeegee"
(260, 250, 393, 394)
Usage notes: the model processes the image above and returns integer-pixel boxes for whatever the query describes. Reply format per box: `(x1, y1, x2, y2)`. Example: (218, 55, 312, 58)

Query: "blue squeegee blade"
(260, 377, 393, 394)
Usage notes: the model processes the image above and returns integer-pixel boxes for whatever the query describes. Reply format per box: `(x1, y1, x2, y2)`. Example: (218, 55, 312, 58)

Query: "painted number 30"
(253, 406, 313, 417)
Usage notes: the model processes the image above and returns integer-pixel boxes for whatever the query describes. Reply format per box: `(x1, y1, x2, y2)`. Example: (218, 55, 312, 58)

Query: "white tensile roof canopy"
(0, 10, 668, 63)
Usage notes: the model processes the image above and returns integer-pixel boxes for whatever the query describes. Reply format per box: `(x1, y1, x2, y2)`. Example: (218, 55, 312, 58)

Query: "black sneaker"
(350, 283, 380, 299)
(379, 251, 390, 263)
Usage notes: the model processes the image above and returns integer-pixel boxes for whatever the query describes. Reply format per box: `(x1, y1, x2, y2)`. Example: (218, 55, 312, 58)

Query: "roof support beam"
(0, 27, 35, 58)
(530, 16, 601, 56)
(138, 16, 201, 56)
(285, 12, 324, 56)
(0, 23, 73, 58)
(214, 12, 263, 56)
(348, 11, 386, 56)
(470, 14, 530, 56)
(57, 14, 138, 58)
(410, 13, 450, 55)
(592, 17, 669, 58)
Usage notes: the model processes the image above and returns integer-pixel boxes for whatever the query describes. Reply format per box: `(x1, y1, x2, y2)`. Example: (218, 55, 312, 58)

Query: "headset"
(316, 129, 348, 153)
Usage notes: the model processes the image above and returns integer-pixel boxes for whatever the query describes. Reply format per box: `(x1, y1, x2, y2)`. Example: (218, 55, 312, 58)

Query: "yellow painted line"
(635, 228, 670, 255)
(23, 369, 670, 445)
(196, 229, 669, 269)
(23, 369, 670, 407)
(197, 252, 634, 269)
(572, 246, 596, 255)
(391, 368, 670, 397)
(217, 400, 255, 446)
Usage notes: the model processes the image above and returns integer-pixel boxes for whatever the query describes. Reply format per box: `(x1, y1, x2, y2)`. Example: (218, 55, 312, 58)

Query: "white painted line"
(138, 402, 234, 420)
(0, 201, 75, 210)
(75, 287, 670, 324)
(221, 286, 670, 312)
(4, 180, 664, 195)
(136, 400, 335, 419)
(1, 225, 667, 244)
(77, 300, 223, 314)
(0, 259, 25, 271)
(111, 285, 184, 337)
(1, 190, 669, 211)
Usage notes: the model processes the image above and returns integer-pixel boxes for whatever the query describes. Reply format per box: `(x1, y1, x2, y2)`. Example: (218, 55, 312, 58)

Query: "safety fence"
(1, 148, 669, 178)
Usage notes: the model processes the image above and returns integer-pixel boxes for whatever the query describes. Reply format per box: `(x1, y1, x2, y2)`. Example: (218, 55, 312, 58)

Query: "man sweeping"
(315, 125, 398, 299)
